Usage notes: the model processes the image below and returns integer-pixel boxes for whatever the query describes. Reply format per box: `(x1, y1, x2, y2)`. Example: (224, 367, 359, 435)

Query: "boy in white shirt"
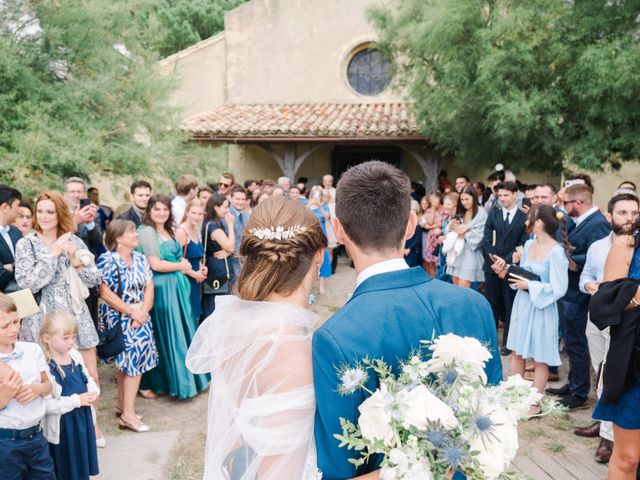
(0, 294, 54, 479)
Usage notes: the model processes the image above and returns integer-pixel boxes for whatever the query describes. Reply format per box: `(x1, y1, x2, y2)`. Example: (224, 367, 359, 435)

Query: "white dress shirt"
(579, 233, 613, 294)
(171, 196, 188, 226)
(502, 205, 518, 224)
(0, 342, 48, 429)
(356, 258, 409, 287)
(575, 206, 599, 226)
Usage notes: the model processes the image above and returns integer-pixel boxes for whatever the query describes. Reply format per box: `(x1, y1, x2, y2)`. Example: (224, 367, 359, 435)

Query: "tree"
(369, 0, 640, 174)
(0, 0, 222, 195)
(136, 0, 248, 58)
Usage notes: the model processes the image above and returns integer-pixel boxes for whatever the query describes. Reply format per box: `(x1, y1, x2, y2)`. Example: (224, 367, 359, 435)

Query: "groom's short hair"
(335, 161, 411, 252)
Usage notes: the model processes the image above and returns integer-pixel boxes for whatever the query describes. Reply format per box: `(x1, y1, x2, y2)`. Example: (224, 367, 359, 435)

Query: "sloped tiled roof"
(183, 103, 423, 141)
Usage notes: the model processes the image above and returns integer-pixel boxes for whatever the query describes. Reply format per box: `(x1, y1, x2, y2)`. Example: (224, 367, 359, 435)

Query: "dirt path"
(95, 258, 607, 479)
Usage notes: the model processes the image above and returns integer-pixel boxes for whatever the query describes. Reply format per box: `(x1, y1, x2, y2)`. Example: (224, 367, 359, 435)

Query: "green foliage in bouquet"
(334, 334, 564, 480)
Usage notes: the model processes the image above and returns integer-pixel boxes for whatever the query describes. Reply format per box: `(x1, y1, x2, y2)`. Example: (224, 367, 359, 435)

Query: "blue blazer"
(564, 210, 611, 304)
(312, 267, 502, 479)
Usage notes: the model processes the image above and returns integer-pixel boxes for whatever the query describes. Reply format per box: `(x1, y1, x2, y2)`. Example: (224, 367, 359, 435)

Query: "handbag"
(202, 222, 231, 296)
(506, 265, 541, 282)
(97, 258, 126, 360)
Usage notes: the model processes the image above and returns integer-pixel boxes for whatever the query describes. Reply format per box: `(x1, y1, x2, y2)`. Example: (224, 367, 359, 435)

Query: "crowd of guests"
(408, 168, 640, 476)
(1, 164, 640, 478)
(0, 171, 339, 479)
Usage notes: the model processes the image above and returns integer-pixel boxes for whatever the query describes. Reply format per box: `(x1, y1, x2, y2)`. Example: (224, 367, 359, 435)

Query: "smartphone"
(564, 179, 585, 188)
(522, 197, 531, 208)
(79, 198, 91, 209)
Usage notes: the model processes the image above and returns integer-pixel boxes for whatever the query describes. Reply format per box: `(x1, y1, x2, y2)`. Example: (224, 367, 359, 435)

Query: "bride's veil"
(186, 295, 318, 479)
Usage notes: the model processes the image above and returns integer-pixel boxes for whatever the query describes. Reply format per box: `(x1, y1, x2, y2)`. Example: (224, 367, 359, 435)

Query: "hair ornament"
(555, 211, 565, 221)
(250, 225, 306, 241)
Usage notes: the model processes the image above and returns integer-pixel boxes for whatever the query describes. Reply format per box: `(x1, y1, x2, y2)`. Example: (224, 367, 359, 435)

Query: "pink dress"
(422, 209, 447, 262)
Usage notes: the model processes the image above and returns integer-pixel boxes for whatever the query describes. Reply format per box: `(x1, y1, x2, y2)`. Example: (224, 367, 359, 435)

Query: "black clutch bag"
(506, 265, 541, 282)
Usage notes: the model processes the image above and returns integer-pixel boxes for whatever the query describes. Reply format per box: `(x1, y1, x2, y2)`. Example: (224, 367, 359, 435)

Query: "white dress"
(186, 295, 322, 480)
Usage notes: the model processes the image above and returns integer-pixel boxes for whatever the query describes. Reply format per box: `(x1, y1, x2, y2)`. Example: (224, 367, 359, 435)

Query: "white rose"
(358, 385, 396, 447)
(469, 406, 518, 480)
(388, 448, 410, 472)
(380, 466, 399, 480)
(402, 385, 459, 431)
(425, 334, 491, 383)
(406, 461, 434, 480)
(496, 374, 543, 420)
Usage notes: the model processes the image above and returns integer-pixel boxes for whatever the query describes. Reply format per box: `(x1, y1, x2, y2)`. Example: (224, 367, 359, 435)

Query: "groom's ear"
(332, 216, 347, 245)
(404, 211, 418, 241)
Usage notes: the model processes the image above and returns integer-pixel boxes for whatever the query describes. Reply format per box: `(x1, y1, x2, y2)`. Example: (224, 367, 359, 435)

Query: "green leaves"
(0, 0, 224, 195)
(371, 0, 640, 174)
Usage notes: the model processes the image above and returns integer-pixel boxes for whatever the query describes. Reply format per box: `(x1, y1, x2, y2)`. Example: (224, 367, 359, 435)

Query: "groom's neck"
(349, 248, 405, 276)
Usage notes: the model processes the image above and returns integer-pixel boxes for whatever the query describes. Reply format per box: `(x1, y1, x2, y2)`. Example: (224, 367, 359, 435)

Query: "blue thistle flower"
(425, 430, 449, 448)
(474, 414, 494, 434)
(442, 368, 459, 385)
(442, 443, 467, 468)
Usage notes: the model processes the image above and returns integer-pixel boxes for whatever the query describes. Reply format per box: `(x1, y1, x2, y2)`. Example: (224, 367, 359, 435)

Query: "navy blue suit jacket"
(0, 226, 22, 292)
(312, 267, 502, 479)
(564, 210, 611, 304)
(482, 207, 529, 272)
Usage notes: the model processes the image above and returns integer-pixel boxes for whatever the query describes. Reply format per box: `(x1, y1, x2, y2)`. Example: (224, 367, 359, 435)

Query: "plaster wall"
(158, 33, 227, 118)
(224, 0, 403, 104)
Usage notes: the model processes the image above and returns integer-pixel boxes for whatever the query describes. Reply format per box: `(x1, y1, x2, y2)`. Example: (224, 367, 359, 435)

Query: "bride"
(186, 197, 378, 480)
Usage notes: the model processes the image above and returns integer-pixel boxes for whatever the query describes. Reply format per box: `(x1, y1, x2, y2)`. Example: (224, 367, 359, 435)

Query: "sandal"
(118, 417, 150, 433)
(138, 389, 158, 400)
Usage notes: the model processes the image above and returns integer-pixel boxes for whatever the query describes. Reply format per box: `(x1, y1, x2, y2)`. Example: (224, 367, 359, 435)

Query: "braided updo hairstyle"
(526, 204, 572, 258)
(236, 196, 328, 301)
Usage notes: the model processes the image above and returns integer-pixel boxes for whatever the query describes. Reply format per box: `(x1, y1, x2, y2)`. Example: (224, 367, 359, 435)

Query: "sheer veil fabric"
(186, 295, 322, 479)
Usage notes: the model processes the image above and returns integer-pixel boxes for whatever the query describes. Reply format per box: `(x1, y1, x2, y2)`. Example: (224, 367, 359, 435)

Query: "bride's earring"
(317, 263, 321, 278)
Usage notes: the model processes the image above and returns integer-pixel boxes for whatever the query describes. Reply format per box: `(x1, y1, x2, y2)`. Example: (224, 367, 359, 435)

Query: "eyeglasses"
(220, 182, 231, 188)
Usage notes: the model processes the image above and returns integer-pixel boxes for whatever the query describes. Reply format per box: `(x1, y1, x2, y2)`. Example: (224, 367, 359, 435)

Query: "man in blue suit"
(546, 183, 611, 410)
(0, 185, 23, 293)
(312, 161, 502, 480)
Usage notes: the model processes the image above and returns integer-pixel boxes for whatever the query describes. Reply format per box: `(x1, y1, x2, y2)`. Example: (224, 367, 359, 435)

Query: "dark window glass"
(347, 48, 392, 96)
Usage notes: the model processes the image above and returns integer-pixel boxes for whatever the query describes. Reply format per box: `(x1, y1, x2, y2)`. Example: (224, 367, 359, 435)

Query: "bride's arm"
(251, 332, 316, 479)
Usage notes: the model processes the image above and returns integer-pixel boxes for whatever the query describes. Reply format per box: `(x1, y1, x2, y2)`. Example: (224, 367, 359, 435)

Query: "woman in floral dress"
(98, 219, 158, 432)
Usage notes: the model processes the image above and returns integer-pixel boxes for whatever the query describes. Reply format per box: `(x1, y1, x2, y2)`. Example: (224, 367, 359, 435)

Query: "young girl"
(40, 310, 100, 480)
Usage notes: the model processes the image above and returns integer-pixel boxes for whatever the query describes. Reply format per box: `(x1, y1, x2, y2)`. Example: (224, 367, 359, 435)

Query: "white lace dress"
(186, 295, 322, 480)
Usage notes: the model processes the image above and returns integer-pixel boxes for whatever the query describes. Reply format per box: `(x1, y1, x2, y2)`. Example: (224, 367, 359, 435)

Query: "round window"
(347, 48, 393, 96)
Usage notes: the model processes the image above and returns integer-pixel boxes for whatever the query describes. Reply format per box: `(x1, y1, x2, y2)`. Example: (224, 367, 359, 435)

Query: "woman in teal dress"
(137, 195, 209, 399)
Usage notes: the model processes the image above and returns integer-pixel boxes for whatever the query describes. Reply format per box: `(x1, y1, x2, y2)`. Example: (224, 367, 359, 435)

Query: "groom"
(313, 161, 502, 479)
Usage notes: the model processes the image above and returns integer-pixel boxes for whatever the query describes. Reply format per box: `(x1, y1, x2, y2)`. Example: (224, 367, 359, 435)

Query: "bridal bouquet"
(335, 334, 562, 480)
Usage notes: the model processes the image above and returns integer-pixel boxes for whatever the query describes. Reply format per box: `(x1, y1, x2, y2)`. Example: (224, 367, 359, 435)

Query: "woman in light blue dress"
(502, 205, 568, 413)
(446, 185, 487, 287)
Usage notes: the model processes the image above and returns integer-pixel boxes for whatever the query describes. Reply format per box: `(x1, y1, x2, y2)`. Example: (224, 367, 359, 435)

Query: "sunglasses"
(564, 199, 582, 206)
(220, 182, 231, 188)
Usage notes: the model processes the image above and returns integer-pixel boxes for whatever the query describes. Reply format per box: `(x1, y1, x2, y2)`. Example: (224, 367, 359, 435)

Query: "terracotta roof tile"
(182, 103, 422, 140)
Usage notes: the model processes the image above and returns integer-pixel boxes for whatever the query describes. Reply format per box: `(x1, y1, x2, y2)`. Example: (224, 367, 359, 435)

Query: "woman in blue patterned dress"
(137, 195, 209, 399)
(591, 229, 640, 479)
(97, 219, 157, 432)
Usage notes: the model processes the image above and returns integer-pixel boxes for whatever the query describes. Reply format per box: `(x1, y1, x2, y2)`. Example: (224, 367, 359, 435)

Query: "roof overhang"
(182, 102, 426, 144)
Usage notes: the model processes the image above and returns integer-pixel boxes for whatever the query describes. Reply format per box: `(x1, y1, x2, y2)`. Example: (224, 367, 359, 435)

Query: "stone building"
(159, 0, 636, 205)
